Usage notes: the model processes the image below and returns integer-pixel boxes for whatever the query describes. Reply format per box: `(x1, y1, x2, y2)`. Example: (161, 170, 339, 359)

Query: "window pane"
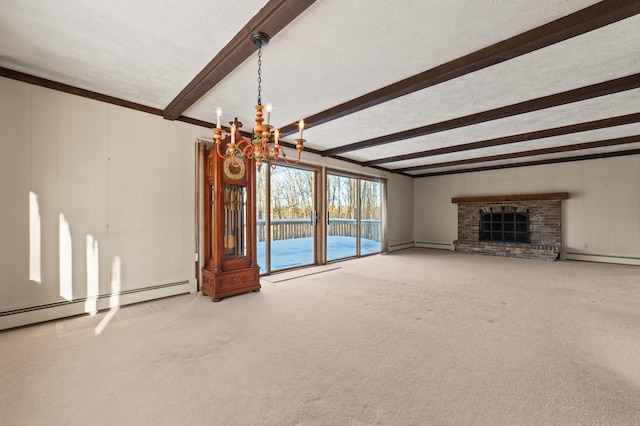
(327, 174, 357, 260)
(270, 166, 315, 270)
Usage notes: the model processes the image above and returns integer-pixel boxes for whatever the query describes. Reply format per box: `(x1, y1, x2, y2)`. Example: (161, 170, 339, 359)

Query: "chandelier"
(212, 31, 305, 171)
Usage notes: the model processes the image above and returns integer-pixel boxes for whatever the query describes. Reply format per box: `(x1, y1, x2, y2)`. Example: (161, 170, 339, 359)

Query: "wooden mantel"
(451, 192, 569, 203)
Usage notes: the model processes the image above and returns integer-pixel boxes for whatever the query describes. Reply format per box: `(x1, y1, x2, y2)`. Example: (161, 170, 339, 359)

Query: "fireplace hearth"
(452, 193, 569, 261)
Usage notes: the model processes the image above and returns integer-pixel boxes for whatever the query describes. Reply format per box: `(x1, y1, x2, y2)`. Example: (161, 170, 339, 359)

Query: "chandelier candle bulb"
(216, 108, 221, 129)
(274, 129, 279, 145)
(299, 119, 305, 139)
(266, 104, 272, 125)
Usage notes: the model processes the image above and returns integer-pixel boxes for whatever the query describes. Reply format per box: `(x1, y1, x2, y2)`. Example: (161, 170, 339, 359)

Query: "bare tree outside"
(270, 166, 314, 220)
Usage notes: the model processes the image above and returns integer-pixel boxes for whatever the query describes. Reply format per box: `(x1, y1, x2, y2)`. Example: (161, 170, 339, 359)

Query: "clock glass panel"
(223, 184, 247, 257)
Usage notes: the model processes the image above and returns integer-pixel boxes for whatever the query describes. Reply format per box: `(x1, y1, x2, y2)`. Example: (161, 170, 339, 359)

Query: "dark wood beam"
(163, 0, 317, 120)
(413, 149, 640, 178)
(362, 113, 640, 166)
(452, 193, 569, 203)
(279, 0, 640, 137)
(396, 134, 640, 172)
(323, 73, 640, 156)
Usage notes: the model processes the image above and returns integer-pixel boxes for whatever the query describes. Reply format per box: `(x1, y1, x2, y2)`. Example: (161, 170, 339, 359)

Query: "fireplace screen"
(479, 209, 530, 243)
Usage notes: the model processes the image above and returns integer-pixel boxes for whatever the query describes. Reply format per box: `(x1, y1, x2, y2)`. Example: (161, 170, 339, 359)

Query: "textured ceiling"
(1, 0, 639, 177)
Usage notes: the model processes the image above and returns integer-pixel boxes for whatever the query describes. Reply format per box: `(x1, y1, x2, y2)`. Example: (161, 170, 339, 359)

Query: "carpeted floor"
(1, 248, 640, 425)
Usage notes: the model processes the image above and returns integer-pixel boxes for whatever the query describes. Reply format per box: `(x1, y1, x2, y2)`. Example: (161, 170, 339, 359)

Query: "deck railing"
(257, 218, 381, 242)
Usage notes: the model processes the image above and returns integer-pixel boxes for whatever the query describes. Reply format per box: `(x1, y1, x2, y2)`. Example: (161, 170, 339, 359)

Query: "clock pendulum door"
(223, 185, 244, 256)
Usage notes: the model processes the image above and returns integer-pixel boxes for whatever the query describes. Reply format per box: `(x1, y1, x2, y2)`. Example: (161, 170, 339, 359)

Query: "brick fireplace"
(452, 193, 569, 261)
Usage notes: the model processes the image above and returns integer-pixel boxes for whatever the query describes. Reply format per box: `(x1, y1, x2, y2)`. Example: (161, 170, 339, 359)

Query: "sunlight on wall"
(95, 256, 122, 335)
(59, 213, 73, 300)
(29, 191, 41, 283)
(85, 235, 99, 315)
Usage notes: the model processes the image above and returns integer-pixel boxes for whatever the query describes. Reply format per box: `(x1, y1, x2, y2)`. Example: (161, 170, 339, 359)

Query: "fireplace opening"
(479, 207, 530, 243)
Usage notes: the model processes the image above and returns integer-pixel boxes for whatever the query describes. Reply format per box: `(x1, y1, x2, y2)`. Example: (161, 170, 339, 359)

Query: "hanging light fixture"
(212, 31, 305, 171)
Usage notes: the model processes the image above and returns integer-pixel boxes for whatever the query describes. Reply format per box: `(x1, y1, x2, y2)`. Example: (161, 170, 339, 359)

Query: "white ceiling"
(1, 0, 639, 177)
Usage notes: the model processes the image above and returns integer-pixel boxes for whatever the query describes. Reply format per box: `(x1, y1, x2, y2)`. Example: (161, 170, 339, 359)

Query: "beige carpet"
(1, 248, 640, 425)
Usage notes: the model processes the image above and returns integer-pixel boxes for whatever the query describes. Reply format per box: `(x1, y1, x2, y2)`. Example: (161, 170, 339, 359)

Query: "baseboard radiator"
(389, 241, 416, 252)
(564, 252, 640, 266)
(414, 241, 454, 250)
(0, 279, 196, 331)
(389, 242, 455, 252)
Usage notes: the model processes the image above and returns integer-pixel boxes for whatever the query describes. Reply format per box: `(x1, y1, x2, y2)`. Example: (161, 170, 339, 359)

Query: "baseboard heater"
(414, 241, 454, 250)
(564, 252, 640, 266)
(0, 279, 196, 331)
(389, 242, 415, 252)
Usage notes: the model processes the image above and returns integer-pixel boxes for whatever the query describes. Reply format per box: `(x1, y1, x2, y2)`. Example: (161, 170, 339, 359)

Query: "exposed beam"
(163, 0, 317, 120)
(279, 0, 640, 136)
(396, 135, 640, 172)
(412, 149, 640, 178)
(362, 113, 640, 166)
(322, 73, 640, 156)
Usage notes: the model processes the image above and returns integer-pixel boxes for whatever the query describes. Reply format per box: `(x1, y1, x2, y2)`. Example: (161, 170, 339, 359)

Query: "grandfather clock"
(202, 120, 261, 302)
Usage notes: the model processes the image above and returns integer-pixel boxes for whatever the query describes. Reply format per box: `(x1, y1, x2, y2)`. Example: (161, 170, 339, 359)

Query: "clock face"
(223, 157, 246, 181)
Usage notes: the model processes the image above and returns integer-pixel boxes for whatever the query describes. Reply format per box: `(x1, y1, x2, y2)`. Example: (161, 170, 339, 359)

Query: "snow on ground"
(258, 236, 381, 272)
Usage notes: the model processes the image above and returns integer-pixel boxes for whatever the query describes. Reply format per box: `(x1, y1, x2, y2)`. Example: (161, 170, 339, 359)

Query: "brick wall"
(454, 200, 562, 261)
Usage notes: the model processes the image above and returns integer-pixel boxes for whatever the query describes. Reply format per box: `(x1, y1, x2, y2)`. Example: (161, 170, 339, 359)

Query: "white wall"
(387, 174, 414, 250)
(0, 77, 202, 328)
(413, 156, 640, 264)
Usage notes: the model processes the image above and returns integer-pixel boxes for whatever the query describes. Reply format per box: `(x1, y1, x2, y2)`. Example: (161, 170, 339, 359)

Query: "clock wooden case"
(202, 129, 260, 302)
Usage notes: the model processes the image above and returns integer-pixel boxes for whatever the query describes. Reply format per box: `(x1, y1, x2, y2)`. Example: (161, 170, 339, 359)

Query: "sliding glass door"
(327, 172, 382, 260)
(257, 166, 382, 275)
(257, 164, 318, 274)
(326, 174, 357, 261)
(270, 166, 316, 270)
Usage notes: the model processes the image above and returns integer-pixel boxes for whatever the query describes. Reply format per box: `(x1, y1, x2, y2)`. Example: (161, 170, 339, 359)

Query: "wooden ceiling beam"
(163, 0, 317, 121)
(279, 0, 640, 137)
(396, 134, 640, 172)
(412, 149, 640, 178)
(363, 112, 640, 166)
(323, 73, 640, 156)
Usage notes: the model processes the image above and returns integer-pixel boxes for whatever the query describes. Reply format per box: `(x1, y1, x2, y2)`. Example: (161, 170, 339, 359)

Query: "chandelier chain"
(256, 46, 262, 106)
